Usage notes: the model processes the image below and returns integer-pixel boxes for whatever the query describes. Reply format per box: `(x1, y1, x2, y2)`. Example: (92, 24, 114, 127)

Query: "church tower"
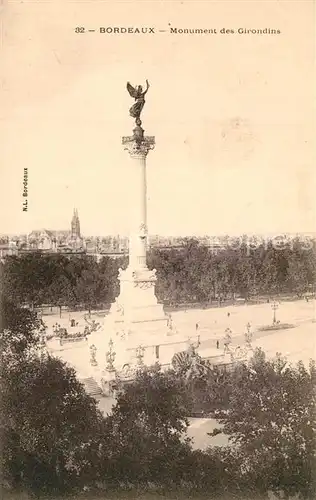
(71, 208, 81, 238)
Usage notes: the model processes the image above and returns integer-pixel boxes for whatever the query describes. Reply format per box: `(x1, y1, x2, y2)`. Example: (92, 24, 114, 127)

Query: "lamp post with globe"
(271, 301, 279, 325)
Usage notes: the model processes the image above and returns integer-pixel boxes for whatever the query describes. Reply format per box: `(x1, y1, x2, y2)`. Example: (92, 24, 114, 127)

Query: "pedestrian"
(227, 312, 230, 318)
(195, 322, 199, 331)
(216, 340, 219, 349)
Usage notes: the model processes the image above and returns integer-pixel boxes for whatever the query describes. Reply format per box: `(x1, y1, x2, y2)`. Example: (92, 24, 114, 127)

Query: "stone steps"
(80, 377, 102, 396)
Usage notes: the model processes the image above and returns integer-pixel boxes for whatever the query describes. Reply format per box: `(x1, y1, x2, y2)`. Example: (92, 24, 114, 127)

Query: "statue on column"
(126, 80, 150, 126)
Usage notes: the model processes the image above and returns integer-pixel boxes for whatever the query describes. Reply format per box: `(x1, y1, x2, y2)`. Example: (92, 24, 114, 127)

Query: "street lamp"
(271, 301, 279, 325)
(245, 322, 253, 345)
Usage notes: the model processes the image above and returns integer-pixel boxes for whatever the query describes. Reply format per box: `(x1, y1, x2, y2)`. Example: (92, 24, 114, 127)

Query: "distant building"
(5, 223, 311, 261)
(27, 209, 85, 253)
(71, 208, 81, 239)
(0, 240, 18, 260)
(15, 210, 129, 258)
(27, 230, 58, 251)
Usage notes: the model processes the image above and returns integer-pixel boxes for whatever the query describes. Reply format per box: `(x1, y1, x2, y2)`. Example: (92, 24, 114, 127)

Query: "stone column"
(122, 128, 155, 270)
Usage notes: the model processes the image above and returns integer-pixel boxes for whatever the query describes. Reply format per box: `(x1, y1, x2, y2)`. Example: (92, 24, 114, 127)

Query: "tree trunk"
(59, 305, 62, 318)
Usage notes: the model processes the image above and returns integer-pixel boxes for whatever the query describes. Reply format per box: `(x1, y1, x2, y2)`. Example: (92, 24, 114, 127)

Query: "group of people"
(52, 315, 100, 339)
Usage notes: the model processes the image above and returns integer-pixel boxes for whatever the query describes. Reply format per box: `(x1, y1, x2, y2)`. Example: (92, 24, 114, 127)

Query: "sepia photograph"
(0, 1, 315, 499)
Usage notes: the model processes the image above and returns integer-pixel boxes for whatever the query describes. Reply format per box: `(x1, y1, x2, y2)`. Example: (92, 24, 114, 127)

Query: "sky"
(0, 0, 315, 237)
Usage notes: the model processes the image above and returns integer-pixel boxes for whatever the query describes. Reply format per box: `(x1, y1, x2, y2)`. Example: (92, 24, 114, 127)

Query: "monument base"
(92, 264, 199, 370)
(108, 265, 168, 338)
(98, 325, 197, 371)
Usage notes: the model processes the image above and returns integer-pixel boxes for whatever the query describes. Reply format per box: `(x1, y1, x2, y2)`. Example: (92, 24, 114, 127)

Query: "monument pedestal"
(109, 267, 166, 330)
(107, 265, 169, 366)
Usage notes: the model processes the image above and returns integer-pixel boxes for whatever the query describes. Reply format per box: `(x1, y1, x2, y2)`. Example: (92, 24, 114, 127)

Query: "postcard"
(1, 1, 315, 499)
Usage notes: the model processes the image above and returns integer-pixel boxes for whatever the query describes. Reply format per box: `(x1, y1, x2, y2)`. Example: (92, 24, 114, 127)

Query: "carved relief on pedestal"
(134, 281, 155, 290)
(132, 267, 157, 288)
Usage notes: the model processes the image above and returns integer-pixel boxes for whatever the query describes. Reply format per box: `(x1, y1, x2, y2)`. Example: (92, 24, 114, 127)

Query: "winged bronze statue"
(126, 80, 150, 125)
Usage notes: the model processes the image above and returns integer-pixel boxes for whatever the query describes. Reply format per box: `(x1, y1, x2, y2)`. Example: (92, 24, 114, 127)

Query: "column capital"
(122, 135, 155, 158)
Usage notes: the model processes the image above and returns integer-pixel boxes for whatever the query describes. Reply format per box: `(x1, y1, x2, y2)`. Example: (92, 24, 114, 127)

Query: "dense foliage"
(185, 349, 316, 499)
(209, 349, 316, 499)
(149, 237, 316, 303)
(1, 355, 105, 495)
(0, 290, 105, 495)
(1, 253, 126, 312)
(1, 237, 315, 310)
(98, 367, 195, 489)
